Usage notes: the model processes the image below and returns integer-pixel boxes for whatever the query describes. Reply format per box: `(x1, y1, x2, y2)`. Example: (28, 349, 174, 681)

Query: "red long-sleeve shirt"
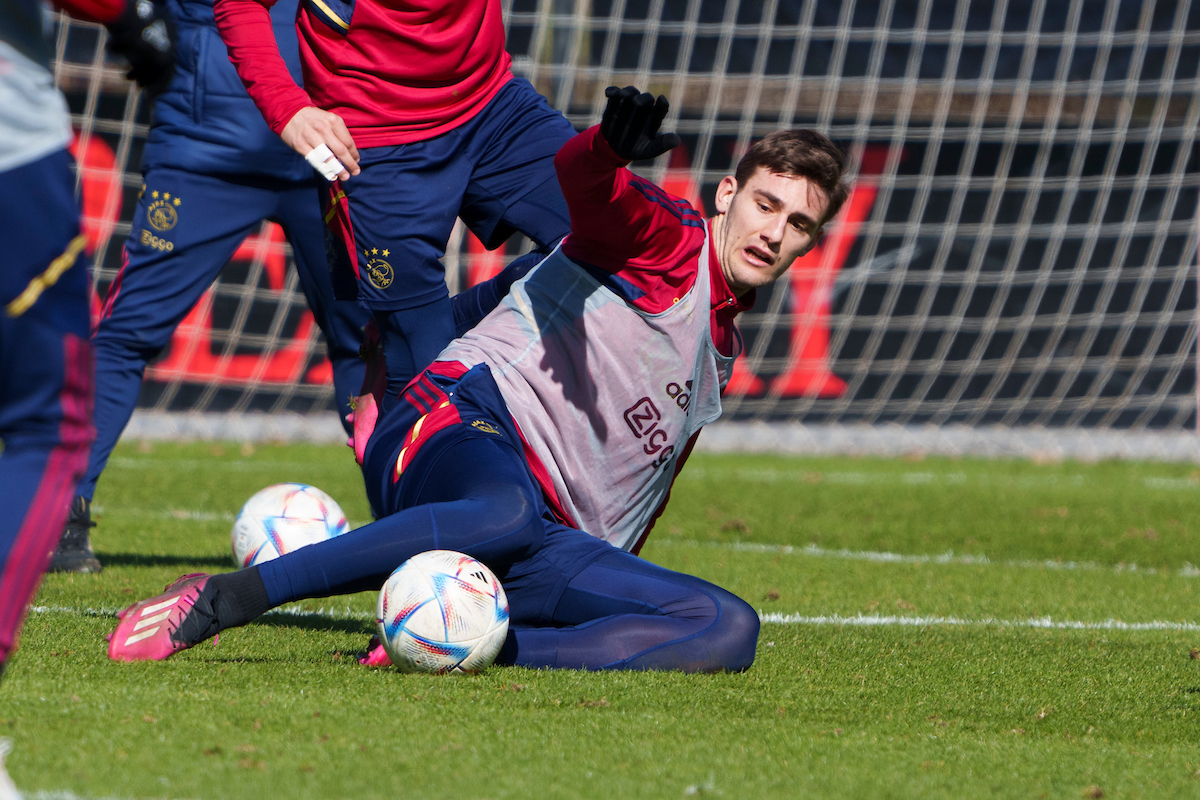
(556, 126, 754, 358)
(213, 0, 513, 147)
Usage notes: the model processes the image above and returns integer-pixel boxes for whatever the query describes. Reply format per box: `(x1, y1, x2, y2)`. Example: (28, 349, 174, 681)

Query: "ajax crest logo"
(363, 247, 393, 289)
(146, 191, 180, 232)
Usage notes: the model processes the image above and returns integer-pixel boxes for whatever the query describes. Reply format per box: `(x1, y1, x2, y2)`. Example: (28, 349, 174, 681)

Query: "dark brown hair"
(733, 130, 850, 226)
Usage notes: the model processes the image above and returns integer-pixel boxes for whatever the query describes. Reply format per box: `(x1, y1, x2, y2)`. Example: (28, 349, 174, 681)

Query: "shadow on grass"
(199, 656, 286, 665)
(254, 613, 373, 636)
(198, 652, 370, 666)
(98, 552, 234, 569)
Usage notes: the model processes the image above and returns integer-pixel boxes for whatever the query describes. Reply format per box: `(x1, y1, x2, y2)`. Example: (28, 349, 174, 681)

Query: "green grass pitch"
(6, 442, 1200, 798)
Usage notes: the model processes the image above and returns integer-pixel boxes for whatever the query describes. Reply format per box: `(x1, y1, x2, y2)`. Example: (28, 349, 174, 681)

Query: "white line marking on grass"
(105, 458, 1200, 492)
(108, 456, 323, 473)
(31, 792, 152, 800)
(679, 467, 1077, 487)
(263, 605, 374, 622)
(680, 467, 1199, 491)
(31, 603, 1199, 634)
(30, 605, 119, 617)
(30, 604, 374, 622)
(79, 499, 1198, 580)
(1144, 476, 1200, 490)
(759, 613, 1200, 632)
(88, 506, 372, 529)
(89, 506, 235, 522)
(653, 539, 1200, 578)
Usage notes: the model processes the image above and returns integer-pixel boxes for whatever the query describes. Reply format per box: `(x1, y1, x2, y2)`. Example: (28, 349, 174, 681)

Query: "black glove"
(599, 85, 681, 162)
(106, 0, 176, 97)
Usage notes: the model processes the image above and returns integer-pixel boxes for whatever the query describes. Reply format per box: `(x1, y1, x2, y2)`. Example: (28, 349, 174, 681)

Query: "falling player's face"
(712, 167, 829, 297)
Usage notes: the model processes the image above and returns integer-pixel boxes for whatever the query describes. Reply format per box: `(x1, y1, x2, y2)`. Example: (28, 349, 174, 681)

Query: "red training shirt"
(213, 0, 513, 148)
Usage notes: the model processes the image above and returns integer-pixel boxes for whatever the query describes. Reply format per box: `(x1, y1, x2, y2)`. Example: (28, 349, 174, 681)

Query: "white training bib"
(439, 234, 735, 551)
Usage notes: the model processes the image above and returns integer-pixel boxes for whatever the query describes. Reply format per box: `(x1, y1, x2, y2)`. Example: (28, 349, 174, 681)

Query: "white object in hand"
(305, 143, 346, 181)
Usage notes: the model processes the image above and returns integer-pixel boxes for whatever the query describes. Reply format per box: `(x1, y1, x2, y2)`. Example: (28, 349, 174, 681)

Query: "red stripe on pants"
(0, 334, 94, 662)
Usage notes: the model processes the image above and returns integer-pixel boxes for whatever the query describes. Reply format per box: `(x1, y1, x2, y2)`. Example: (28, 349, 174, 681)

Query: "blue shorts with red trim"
(361, 361, 527, 520)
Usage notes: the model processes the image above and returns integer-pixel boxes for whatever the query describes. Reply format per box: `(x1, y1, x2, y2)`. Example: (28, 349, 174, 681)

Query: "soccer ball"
(377, 550, 510, 674)
(231, 483, 350, 567)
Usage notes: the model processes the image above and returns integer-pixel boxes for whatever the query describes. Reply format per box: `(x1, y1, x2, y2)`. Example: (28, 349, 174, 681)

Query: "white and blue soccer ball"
(231, 483, 350, 568)
(377, 550, 510, 674)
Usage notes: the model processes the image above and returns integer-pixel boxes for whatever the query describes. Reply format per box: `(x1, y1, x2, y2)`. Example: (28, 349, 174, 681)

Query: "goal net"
(52, 0, 1200, 452)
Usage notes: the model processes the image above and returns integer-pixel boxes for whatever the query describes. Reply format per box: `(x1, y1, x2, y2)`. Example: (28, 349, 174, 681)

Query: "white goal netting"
(52, 0, 1200, 452)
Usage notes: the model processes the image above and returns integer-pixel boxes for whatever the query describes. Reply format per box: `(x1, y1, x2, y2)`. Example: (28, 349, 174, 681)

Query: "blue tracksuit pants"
(78, 168, 368, 501)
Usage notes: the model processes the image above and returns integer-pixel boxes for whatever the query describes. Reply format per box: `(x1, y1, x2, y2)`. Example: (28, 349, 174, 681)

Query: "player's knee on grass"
(622, 584, 759, 673)
(703, 590, 760, 672)
(533, 555, 761, 673)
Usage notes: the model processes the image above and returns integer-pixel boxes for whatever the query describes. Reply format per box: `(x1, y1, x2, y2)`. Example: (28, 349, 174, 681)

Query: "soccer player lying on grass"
(107, 87, 850, 672)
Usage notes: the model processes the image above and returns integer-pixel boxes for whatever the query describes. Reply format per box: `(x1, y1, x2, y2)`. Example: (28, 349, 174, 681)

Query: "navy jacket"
(142, 0, 312, 181)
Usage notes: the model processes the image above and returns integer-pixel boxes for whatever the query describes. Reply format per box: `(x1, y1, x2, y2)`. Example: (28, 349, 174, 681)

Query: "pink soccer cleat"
(108, 573, 214, 662)
(359, 634, 393, 667)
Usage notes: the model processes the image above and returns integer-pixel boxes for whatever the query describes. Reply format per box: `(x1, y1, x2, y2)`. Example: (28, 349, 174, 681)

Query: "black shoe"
(49, 496, 102, 573)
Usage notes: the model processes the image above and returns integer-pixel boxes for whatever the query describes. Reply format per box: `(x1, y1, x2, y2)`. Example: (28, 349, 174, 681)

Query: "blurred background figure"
(1, 0, 173, 794)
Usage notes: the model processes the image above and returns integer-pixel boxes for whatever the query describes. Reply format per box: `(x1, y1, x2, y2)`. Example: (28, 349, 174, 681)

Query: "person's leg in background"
(274, 180, 367, 433)
(53, 169, 281, 572)
(323, 81, 574, 405)
(459, 77, 576, 261)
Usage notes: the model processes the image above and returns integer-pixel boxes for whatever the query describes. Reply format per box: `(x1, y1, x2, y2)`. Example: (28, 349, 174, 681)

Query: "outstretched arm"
(213, 0, 358, 178)
(556, 87, 699, 283)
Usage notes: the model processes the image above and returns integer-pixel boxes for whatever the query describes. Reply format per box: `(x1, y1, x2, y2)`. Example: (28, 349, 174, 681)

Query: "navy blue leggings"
(500, 542, 760, 672)
(256, 433, 759, 672)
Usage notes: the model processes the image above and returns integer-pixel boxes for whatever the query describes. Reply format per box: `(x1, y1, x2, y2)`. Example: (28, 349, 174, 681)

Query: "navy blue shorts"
(98, 167, 366, 363)
(324, 77, 576, 310)
(361, 361, 529, 520)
